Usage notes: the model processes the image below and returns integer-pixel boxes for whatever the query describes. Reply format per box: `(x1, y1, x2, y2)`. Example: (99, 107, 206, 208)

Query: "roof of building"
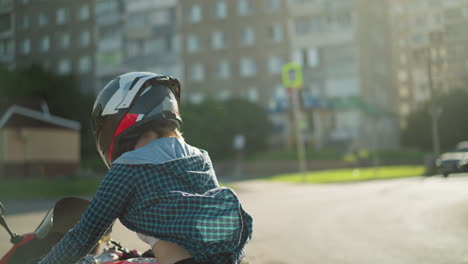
(0, 98, 81, 130)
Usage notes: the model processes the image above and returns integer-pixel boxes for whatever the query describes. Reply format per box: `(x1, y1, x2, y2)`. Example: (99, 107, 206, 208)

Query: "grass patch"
(248, 149, 342, 161)
(248, 149, 429, 162)
(267, 166, 425, 184)
(0, 178, 101, 200)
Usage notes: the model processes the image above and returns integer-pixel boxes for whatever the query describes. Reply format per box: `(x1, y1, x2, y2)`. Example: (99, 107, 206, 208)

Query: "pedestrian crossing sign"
(282, 63, 303, 89)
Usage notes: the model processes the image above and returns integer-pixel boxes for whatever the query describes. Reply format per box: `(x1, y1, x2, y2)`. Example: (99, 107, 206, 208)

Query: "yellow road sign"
(282, 63, 303, 89)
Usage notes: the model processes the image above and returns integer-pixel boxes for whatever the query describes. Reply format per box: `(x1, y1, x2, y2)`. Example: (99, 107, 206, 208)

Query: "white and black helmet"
(91, 72, 182, 168)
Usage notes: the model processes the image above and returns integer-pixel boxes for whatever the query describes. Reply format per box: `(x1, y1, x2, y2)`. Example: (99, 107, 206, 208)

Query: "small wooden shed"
(0, 99, 81, 178)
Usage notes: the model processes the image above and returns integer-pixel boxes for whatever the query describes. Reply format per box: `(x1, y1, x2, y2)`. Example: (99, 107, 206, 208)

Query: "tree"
(182, 98, 273, 160)
(0, 65, 96, 157)
(402, 89, 468, 152)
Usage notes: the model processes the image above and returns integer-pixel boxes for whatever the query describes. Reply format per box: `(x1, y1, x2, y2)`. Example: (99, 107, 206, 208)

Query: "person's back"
(37, 72, 252, 264)
(114, 137, 250, 263)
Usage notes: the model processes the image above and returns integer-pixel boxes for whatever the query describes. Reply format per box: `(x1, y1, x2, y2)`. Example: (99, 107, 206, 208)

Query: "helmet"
(91, 72, 182, 168)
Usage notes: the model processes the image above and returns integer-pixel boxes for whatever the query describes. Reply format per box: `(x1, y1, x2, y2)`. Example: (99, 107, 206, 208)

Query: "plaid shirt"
(38, 150, 252, 264)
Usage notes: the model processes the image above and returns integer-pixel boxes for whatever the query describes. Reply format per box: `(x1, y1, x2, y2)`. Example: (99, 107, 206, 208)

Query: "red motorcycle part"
(0, 233, 36, 264)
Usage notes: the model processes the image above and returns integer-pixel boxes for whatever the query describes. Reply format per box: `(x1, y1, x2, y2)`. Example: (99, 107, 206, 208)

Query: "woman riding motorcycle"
(37, 72, 253, 264)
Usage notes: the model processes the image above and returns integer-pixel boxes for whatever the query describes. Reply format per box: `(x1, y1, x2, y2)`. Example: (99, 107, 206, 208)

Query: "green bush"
(182, 98, 273, 160)
(402, 89, 468, 152)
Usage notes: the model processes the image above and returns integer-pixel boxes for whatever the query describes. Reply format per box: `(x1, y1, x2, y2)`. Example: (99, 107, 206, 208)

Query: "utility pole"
(290, 87, 308, 181)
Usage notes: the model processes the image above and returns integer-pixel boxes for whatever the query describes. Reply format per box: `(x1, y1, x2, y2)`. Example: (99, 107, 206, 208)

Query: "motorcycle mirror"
(0, 202, 23, 244)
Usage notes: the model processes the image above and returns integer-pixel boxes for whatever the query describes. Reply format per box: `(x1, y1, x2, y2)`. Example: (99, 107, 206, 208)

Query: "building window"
(149, 37, 166, 53)
(56, 8, 68, 25)
(266, 0, 281, 11)
(40, 35, 50, 53)
(240, 27, 255, 46)
(240, 57, 256, 77)
(0, 39, 14, 57)
(398, 71, 408, 82)
(58, 58, 71, 75)
(216, 90, 231, 101)
(190, 63, 205, 82)
(20, 0, 29, 5)
(38, 13, 49, 27)
(97, 51, 122, 68)
(400, 54, 408, 65)
(238, 0, 252, 16)
(0, 12, 11, 32)
(399, 85, 409, 98)
(399, 39, 406, 48)
(78, 56, 92, 73)
(78, 5, 90, 21)
(20, 38, 30, 55)
(127, 42, 139, 57)
(171, 35, 180, 53)
(295, 48, 319, 68)
(20, 16, 29, 30)
(186, 34, 200, 53)
(189, 92, 204, 104)
(188, 5, 202, 23)
(79, 31, 91, 47)
(216, 60, 230, 79)
(212, 31, 226, 50)
(268, 24, 283, 42)
(151, 9, 171, 25)
(393, 4, 403, 15)
(246, 87, 259, 102)
(400, 103, 410, 116)
(58, 32, 70, 49)
(268, 56, 283, 74)
(213, 1, 227, 19)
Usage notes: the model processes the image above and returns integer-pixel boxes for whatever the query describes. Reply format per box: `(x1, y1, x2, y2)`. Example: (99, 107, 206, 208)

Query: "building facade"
(178, 0, 292, 106)
(389, 0, 468, 128)
(124, 0, 180, 78)
(94, 0, 126, 91)
(95, 0, 181, 93)
(11, 0, 96, 94)
(0, 0, 14, 69)
(289, 0, 399, 150)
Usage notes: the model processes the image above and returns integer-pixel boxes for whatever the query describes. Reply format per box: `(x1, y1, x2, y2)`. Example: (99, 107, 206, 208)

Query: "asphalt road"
(2, 175, 468, 264)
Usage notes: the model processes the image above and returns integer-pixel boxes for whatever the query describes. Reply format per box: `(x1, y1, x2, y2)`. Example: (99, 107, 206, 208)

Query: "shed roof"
(0, 100, 81, 130)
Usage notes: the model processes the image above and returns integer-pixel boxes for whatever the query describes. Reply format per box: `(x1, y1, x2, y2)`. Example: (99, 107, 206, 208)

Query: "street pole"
(290, 88, 308, 182)
(282, 63, 307, 182)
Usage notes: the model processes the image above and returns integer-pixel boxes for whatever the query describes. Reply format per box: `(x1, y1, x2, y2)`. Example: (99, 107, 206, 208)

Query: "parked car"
(458, 156, 468, 173)
(436, 141, 468, 177)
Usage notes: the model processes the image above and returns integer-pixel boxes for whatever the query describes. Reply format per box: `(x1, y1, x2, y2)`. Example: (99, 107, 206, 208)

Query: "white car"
(436, 141, 468, 177)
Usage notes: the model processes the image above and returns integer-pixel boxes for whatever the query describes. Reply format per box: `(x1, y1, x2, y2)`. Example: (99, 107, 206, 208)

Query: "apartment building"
(389, 0, 468, 129)
(440, 1, 468, 90)
(289, 0, 399, 150)
(12, 0, 96, 94)
(124, 0, 180, 78)
(178, 0, 291, 106)
(95, 0, 181, 93)
(94, 0, 125, 91)
(0, 0, 14, 69)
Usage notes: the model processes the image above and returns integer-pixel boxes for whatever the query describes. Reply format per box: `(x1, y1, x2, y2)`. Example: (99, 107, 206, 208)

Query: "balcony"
(0, 13, 12, 37)
(0, 0, 12, 15)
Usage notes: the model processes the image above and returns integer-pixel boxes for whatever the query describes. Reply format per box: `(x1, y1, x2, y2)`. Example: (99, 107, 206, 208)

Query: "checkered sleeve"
(37, 164, 138, 264)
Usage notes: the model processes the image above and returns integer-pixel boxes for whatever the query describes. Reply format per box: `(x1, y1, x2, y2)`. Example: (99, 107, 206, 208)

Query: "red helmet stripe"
(108, 113, 139, 162)
(114, 114, 139, 137)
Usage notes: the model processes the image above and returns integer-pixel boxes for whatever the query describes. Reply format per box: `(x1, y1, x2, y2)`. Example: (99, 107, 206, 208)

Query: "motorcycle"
(0, 197, 157, 264)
